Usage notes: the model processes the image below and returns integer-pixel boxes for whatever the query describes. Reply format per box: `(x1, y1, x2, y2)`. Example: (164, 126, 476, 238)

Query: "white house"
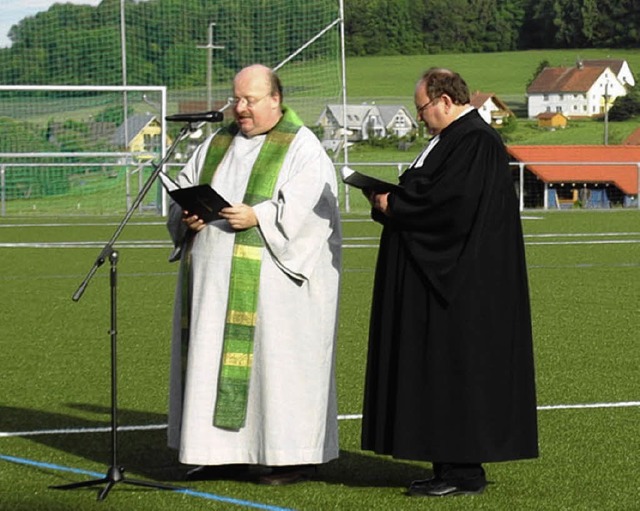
(526, 62, 628, 119)
(316, 103, 418, 143)
(581, 59, 635, 87)
(469, 91, 514, 126)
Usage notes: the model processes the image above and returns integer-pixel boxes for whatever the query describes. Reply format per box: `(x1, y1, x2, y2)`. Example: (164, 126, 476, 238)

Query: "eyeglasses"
(416, 95, 440, 115)
(232, 93, 271, 109)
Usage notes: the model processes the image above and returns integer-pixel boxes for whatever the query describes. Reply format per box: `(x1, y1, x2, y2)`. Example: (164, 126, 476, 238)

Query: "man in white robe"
(166, 64, 341, 485)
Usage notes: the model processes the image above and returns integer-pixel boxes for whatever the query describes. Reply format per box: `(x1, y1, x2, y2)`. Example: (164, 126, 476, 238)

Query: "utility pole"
(197, 23, 225, 113)
(603, 81, 609, 146)
(120, 0, 128, 150)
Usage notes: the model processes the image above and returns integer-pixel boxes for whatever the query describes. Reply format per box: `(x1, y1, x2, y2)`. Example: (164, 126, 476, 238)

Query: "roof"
(581, 59, 625, 75)
(507, 145, 640, 195)
(624, 127, 640, 145)
(321, 104, 417, 129)
(470, 91, 492, 108)
(323, 104, 374, 126)
(527, 66, 606, 94)
(376, 105, 416, 127)
(112, 114, 156, 146)
(470, 91, 512, 113)
(536, 112, 567, 120)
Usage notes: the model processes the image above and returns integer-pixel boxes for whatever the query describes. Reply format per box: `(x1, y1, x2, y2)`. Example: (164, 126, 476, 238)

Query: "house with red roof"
(507, 145, 640, 209)
(470, 91, 514, 127)
(581, 59, 635, 87)
(526, 61, 628, 120)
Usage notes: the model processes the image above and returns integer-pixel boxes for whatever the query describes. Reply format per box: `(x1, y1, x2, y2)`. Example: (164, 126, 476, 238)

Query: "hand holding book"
(339, 166, 401, 193)
(158, 172, 231, 222)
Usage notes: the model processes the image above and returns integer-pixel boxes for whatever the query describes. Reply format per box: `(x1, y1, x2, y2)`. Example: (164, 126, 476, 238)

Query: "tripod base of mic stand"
(50, 465, 179, 501)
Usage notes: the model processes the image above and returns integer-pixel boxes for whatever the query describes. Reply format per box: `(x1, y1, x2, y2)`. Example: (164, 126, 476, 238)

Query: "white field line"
(525, 232, 640, 237)
(0, 222, 166, 228)
(1, 401, 639, 439)
(0, 241, 170, 249)
(1, 234, 640, 250)
(526, 239, 640, 246)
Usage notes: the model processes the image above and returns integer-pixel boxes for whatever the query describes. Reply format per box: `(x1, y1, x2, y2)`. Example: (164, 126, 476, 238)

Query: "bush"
(608, 87, 640, 121)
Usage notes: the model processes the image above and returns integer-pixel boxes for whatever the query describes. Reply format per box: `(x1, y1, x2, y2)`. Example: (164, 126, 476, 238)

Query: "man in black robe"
(361, 68, 538, 497)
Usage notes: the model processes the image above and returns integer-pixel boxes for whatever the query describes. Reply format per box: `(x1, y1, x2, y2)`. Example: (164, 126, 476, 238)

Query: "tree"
(527, 59, 551, 88)
(488, 0, 526, 51)
(2, 0, 640, 85)
(555, 0, 599, 47)
(594, 0, 640, 47)
(520, 0, 562, 48)
(608, 87, 640, 121)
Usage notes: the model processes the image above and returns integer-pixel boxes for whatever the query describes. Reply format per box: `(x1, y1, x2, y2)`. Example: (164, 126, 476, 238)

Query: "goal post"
(0, 85, 167, 216)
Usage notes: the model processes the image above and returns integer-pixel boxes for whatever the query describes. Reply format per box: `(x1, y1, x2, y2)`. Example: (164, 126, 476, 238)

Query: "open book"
(158, 172, 231, 222)
(340, 166, 402, 193)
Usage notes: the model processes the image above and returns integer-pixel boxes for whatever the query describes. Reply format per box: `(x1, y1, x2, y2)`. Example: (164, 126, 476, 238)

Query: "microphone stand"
(50, 121, 206, 501)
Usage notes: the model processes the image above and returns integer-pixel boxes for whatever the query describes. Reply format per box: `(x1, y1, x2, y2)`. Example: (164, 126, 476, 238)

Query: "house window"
(556, 107, 562, 113)
(543, 94, 549, 101)
(144, 134, 160, 153)
(559, 94, 564, 100)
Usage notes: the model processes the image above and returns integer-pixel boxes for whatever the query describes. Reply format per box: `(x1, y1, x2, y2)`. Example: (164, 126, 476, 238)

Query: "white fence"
(1, 158, 639, 216)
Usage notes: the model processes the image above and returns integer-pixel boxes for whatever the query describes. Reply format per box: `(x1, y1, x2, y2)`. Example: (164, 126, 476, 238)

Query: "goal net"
(0, 0, 343, 216)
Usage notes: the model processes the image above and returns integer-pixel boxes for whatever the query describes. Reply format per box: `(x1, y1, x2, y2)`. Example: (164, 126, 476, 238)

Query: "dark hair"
(269, 69, 284, 103)
(420, 68, 470, 105)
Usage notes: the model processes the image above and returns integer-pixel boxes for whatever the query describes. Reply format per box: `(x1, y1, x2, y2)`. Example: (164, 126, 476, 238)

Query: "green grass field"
(343, 48, 640, 145)
(1, 210, 639, 510)
(345, 48, 640, 99)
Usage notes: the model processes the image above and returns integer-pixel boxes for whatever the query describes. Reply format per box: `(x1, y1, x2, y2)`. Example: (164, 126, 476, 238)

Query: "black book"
(340, 166, 402, 193)
(158, 172, 231, 222)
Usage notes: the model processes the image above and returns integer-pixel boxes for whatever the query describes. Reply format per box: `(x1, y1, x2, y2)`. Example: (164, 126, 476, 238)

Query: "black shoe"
(409, 476, 437, 489)
(258, 465, 316, 486)
(185, 464, 250, 481)
(407, 477, 486, 497)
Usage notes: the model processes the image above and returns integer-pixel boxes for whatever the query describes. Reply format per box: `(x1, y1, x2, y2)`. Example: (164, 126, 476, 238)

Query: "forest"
(0, 0, 639, 87)
(344, 0, 640, 55)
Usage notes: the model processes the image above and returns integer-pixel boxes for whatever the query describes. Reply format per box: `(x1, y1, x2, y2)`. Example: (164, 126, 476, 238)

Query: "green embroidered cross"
(184, 106, 303, 430)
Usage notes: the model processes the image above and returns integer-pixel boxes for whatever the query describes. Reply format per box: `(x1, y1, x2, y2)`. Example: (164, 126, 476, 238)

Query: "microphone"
(165, 110, 224, 123)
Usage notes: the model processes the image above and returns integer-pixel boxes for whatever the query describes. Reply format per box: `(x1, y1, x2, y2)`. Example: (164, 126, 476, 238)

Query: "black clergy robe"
(361, 109, 538, 463)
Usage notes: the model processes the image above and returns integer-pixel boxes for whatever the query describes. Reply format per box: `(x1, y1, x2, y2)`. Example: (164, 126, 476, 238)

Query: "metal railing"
(1, 157, 638, 216)
(0, 153, 156, 216)
(334, 160, 640, 212)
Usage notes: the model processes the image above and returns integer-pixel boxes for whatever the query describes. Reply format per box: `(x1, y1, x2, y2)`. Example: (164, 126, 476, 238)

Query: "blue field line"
(1, 454, 103, 478)
(0, 454, 297, 511)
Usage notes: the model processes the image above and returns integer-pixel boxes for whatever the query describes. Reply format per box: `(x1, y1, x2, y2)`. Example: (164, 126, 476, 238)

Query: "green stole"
(192, 106, 303, 430)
